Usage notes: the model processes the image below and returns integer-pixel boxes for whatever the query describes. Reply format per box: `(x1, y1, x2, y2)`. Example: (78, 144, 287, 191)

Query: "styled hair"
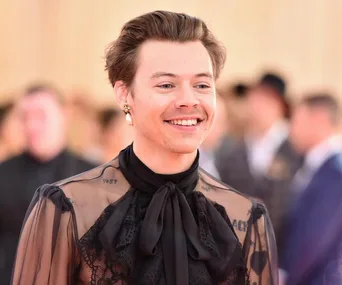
(301, 93, 340, 124)
(105, 10, 226, 88)
(23, 82, 64, 105)
(0, 102, 14, 127)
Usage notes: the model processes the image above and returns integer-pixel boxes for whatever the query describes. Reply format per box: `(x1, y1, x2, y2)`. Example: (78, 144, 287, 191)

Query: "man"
(280, 94, 342, 285)
(12, 11, 277, 285)
(0, 102, 25, 162)
(65, 94, 103, 163)
(0, 84, 96, 285)
(216, 72, 302, 251)
(218, 81, 251, 140)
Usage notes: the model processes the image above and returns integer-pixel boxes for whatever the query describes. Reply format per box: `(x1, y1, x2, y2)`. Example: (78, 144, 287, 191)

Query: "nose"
(174, 85, 200, 108)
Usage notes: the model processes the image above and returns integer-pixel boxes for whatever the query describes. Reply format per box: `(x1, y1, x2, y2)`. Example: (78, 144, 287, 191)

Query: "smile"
(167, 119, 199, 126)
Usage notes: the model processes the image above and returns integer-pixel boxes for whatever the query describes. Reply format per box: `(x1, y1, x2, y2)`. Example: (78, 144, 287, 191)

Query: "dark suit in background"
(0, 150, 96, 285)
(216, 138, 303, 252)
(280, 153, 342, 285)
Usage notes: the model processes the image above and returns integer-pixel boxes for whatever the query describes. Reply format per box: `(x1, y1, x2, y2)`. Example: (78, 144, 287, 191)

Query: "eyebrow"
(150, 72, 213, 79)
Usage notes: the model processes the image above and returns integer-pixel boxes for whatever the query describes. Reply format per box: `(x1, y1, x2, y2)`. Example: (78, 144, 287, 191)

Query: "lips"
(167, 119, 198, 126)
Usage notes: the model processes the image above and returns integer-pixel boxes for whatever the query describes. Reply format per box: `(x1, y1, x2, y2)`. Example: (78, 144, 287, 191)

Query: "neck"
(29, 145, 65, 163)
(132, 141, 197, 175)
(103, 145, 122, 162)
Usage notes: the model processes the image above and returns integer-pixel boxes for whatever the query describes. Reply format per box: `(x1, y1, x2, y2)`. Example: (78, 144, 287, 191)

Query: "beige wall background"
(1, 0, 341, 105)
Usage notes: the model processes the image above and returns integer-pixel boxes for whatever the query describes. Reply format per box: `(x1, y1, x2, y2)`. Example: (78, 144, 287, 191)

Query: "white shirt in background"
(199, 149, 221, 180)
(245, 120, 289, 178)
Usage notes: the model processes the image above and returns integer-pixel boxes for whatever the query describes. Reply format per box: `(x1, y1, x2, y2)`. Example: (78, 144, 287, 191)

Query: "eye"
(194, 84, 210, 89)
(157, 83, 175, 89)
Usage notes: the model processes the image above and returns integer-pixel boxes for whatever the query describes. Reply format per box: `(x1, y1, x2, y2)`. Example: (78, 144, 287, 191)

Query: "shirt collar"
(246, 119, 289, 148)
(304, 134, 342, 171)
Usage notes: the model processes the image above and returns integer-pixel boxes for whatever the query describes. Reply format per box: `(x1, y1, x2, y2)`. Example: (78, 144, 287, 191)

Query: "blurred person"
(97, 108, 134, 163)
(12, 11, 277, 285)
(280, 93, 342, 285)
(0, 102, 25, 162)
(218, 81, 250, 139)
(213, 82, 251, 177)
(65, 93, 102, 163)
(216, 72, 303, 253)
(0, 84, 96, 285)
(199, 94, 227, 179)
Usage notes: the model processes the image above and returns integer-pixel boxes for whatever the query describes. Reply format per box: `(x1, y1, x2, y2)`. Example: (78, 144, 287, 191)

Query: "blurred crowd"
(0, 70, 342, 284)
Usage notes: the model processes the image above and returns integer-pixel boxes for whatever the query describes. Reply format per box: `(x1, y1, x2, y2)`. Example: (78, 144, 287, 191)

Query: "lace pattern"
(11, 149, 278, 285)
(78, 189, 250, 285)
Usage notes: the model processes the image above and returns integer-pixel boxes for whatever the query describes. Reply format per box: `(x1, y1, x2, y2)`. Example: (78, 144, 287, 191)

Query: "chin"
(166, 140, 200, 154)
(292, 142, 306, 155)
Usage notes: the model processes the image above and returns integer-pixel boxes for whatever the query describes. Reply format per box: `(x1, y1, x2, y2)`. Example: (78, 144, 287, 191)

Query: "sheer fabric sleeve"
(244, 202, 278, 285)
(11, 184, 78, 285)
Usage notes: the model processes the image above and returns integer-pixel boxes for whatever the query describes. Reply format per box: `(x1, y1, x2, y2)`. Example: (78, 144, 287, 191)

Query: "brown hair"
(105, 10, 226, 88)
(24, 82, 65, 105)
(301, 93, 340, 124)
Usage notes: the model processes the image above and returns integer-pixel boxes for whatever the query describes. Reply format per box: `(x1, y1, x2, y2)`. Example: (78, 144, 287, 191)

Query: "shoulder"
(197, 168, 266, 238)
(331, 154, 342, 173)
(318, 154, 342, 178)
(51, 157, 130, 207)
(0, 153, 25, 170)
(31, 158, 131, 239)
(317, 154, 342, 187)
(198, 167, 255, 208)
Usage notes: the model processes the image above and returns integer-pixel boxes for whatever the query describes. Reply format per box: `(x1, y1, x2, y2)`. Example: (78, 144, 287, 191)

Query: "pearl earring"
(123, 104, 133, 125)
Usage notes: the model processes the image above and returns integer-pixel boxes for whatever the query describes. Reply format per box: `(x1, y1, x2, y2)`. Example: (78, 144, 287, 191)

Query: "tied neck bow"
(139, 181, 212, 285)
(98, 145, 243, 285)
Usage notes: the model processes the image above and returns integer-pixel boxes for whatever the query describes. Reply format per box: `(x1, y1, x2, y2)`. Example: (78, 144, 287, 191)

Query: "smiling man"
(12, 11, 278, 285)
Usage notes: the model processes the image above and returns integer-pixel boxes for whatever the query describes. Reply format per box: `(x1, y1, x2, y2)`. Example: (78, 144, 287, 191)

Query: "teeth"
(168, 119, 198, 126)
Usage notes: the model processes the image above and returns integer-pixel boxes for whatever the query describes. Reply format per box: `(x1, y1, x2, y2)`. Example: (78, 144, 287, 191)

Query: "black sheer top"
(12, 144, 278, 285)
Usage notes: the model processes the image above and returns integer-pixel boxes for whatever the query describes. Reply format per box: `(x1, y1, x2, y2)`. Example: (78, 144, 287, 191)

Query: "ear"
(114, 81, 130, 109)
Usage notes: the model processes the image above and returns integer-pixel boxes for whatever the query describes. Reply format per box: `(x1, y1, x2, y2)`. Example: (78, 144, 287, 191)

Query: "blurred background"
(0, 0, 341, 161)
(1, 0, 342, 102)
(0, 1, 342, 284)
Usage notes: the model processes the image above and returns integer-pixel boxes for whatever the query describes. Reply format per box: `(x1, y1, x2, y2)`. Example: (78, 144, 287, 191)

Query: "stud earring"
(123, 104, 133, 125)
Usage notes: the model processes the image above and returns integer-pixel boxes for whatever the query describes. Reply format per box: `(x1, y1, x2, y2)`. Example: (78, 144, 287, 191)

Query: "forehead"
(135, 40, 213, 79)
(294, 104, 311, 118)
(19, 92, 61, 111)
(249, 86, 275, 98)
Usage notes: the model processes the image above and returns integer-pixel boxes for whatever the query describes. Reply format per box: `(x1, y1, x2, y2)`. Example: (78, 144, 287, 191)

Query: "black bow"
(97, 144, 243, 284)
(139, 181, 212, 285)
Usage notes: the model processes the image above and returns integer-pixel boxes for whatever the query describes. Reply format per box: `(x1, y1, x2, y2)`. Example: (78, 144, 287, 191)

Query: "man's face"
(18, 92, 66, 157)
(246, 87, 282, 126)
(202, 95, 227, 149)
(127, 40, 216, 154)
(0, 105, 25, 155)
(290, 105, 314, 153)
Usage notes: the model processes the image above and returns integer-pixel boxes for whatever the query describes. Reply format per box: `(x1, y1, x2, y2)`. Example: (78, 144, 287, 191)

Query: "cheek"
(247, 98, 260, 114)
(132, 95, 167, 122)
(132, 103, 162, 136)
(202, 97, 215, 119)
(293, 121, 308, 142)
